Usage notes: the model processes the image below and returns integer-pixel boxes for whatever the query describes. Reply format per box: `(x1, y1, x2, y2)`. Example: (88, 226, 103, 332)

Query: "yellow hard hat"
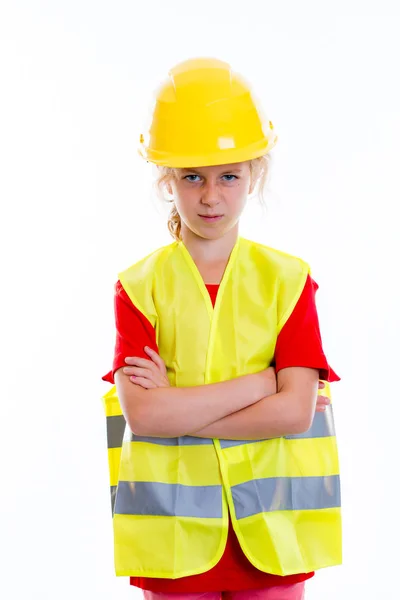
(139, 57, 277, 168)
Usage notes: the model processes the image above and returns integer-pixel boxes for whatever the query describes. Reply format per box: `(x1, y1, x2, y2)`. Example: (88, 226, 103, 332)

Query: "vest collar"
(177, 236, 242, 315)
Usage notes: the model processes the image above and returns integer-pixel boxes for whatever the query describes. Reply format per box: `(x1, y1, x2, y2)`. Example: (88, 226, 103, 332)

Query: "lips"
(199, 214, 224, 222)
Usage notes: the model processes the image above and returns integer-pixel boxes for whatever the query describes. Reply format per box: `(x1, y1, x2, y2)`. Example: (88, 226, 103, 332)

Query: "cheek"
(173, 192, 195, 217)
(230, 183, 249, 209)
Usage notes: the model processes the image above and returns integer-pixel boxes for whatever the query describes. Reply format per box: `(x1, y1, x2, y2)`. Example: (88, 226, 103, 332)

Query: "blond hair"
(154, 155, 272, 241)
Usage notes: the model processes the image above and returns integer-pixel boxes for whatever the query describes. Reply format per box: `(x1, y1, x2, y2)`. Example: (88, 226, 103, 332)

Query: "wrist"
(265, 367, 277, 397)
(245, 368, 277, 403)
(243, 372, 265, 404)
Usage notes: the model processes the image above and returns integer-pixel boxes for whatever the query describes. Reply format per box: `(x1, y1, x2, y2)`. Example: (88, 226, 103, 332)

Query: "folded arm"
(191, 367, 320, 439)
(114, 365, 276, 438)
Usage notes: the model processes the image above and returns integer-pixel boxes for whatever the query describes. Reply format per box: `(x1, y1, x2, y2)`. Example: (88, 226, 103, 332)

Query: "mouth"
(198, 214, 224, 222)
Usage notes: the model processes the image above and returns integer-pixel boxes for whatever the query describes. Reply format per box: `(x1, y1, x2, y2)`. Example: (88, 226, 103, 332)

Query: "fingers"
(124, 367, 153, 379)
(316, 394, 330, 412)
(144, 347, 167, 373)
(124, 349, 167, 374)
(124, 356, 155, 369)
(130, 377, 157, 389)
(317, 395, 330, 405)
(123, 352, 169, 388)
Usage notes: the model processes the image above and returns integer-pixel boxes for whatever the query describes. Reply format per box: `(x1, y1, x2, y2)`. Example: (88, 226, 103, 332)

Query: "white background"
(1, 1, 399, 598)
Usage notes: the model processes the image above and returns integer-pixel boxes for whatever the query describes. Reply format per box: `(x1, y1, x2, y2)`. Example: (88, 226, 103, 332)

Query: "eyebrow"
(181, 168, 243, 174)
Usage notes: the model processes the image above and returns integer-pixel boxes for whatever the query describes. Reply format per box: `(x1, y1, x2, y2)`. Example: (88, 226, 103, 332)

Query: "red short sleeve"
(101, 281, 157, 384)
(274, 275, 340, 382)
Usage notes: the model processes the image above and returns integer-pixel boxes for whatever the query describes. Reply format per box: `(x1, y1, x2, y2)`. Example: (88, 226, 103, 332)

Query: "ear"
(166, 181, 173, 196)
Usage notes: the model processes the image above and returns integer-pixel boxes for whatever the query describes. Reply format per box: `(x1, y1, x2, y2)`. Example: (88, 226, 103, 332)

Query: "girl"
(102, 57, 341, 600)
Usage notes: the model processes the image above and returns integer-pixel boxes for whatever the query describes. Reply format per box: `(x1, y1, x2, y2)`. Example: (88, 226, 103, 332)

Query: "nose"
(200, 180, 222, 207)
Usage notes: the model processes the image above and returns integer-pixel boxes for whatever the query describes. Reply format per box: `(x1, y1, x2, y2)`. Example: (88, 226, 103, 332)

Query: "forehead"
(180, 162, 248, 175)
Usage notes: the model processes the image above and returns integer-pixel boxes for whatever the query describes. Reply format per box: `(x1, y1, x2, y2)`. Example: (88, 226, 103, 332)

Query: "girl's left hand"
(122, 347, 170, 389)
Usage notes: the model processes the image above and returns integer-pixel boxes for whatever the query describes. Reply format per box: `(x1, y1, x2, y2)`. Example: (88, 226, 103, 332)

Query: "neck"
(180, 223, 239, 263)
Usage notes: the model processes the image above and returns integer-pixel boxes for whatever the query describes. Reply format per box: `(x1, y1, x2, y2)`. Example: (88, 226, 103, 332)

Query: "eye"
(183, 174, 238, 183)
(184, 174, 201, 182)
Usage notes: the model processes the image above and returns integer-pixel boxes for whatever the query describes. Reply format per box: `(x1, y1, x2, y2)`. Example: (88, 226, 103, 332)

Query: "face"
(167, 162, 254, 240)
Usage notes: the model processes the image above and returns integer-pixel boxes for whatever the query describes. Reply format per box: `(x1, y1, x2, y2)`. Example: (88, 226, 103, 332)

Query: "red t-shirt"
(102, 275, 340, 593)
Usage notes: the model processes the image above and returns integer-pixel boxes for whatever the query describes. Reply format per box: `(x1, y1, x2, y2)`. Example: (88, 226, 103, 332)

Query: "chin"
(195, 230, 220, 241)
(201, 227, 231, 241)
(185, 218, 235, 240)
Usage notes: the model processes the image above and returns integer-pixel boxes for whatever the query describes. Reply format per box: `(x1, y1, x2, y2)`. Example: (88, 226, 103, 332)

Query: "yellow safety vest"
(102, 236, 342, 578)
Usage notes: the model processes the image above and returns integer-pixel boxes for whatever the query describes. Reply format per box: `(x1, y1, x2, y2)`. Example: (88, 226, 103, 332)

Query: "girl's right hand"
(316, 381, 331, 412)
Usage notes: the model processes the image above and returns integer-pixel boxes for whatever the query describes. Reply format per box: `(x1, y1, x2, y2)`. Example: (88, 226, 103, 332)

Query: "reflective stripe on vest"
(111, 474, 340, 519)
(102, 237, 342, 578)
(232, 474, 340, 519)
(114, 481, 223, 518)
(111, 475, 339, 519)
